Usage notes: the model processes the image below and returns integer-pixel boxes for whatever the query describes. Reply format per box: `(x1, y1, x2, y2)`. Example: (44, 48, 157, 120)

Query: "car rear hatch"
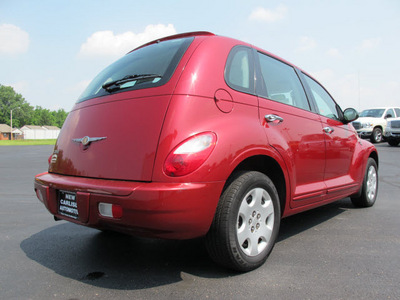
(49, 92, 171, 181)
(49, 34, 208, 181)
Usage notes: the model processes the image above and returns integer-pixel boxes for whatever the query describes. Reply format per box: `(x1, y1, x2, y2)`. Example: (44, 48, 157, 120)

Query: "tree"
(31, 106, 56, 126)
(53, 108, 69, 128)
(0, 84, 68, 128)
(0, 84, 33, 127)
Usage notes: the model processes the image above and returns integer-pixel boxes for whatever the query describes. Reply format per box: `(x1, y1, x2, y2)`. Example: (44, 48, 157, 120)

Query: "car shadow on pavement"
(20, 198, 353, 290)
(277, 197, 352, 242)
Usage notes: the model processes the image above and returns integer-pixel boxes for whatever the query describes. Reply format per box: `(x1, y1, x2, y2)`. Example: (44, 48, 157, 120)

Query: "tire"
(205, 171, 281, 272)
(388, 139, 400, 147)
(370, 127, 383, 143)
(351, 158, 378, 207)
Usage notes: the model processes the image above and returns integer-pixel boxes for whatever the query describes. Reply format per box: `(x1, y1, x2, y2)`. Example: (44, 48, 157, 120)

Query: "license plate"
(58, 190, 78, 219)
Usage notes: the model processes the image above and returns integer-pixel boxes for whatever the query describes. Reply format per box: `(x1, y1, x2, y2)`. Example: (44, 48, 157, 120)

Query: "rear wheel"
(206, 171, 281, 272)
(351, 158, 378, 207)
(370, 127, 383, 143)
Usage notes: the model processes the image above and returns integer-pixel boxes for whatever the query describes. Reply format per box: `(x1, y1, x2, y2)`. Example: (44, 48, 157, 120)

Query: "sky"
(1, 0, 399, 112)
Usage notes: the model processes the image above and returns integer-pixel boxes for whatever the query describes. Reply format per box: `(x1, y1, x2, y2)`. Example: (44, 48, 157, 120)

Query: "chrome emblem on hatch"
(72, 136, 107, 146)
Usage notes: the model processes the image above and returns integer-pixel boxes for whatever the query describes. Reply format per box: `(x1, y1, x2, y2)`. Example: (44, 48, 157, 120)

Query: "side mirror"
(385, 114, 393, 119)
(343, 108, 359, 124)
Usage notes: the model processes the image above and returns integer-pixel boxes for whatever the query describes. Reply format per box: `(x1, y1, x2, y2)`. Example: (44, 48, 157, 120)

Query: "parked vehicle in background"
(34, 32, 379, 272)
(352, 107, 400, 143)
(384, 117, 400, 146)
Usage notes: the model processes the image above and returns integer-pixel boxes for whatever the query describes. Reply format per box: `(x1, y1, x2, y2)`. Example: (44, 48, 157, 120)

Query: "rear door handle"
(323, 127, 334, 134)
(265, 114, 284, 123)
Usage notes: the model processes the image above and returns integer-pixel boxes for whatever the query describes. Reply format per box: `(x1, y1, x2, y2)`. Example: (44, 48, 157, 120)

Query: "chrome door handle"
(323, 127, 334, 134)
(265, 114, 284, 123)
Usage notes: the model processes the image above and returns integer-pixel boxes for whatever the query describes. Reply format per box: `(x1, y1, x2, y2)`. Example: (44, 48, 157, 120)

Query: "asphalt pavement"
(0, 144, 399, 299)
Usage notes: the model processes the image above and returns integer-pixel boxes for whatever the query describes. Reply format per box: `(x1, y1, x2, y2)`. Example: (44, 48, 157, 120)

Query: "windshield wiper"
(102, 74, 163, 92)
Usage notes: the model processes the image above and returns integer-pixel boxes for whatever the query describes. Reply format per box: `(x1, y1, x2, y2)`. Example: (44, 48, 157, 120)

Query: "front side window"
(78, 37, 194, 102)
(386, 109, 395, 118)
(225, 46, 254, 94)
(304, 74, 341, 120)
(257, 52, 310, 111)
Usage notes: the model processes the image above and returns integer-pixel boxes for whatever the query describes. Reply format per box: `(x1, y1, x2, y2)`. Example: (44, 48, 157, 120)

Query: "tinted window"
(257, 52, 310, 111)
(78, 37, 193, 102)
(304, 74, 341, 120)
(225, 46, 254, 94)
(395, 108, 400, 117)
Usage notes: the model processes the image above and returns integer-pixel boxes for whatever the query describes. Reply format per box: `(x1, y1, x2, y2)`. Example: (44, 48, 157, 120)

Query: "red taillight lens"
(164, 132, 217, 177)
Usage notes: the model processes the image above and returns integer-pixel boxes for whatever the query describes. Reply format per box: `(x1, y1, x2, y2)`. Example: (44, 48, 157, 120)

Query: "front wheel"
(388, 139, 400, 147)
(351, 158, 378, 207)
(370, 127, 383, 143)
(205, 171, 281, 272)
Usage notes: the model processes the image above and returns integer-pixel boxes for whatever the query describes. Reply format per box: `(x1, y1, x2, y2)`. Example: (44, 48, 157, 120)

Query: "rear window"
(78, 37, 194, 102)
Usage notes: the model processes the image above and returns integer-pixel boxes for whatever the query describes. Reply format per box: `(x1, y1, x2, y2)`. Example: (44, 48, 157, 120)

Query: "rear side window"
(257, 52, 310, 111)
(225, 46, 254, 94)
(78, 37, 194, 102)
(395, 108, 400, 117)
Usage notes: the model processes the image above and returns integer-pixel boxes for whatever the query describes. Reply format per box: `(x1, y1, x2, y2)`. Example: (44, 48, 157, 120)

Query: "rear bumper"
(34, 172, 225, 239)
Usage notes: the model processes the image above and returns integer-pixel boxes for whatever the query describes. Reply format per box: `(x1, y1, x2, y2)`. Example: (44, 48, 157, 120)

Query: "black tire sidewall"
(388, 139, 400, 146)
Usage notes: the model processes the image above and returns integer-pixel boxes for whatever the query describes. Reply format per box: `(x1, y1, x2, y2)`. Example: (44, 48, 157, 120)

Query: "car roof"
(129, 31, 323, 87)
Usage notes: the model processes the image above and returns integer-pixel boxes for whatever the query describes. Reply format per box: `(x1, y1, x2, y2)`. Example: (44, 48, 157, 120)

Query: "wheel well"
(227, 155, 286, 216)
(369, 151, 379, 168)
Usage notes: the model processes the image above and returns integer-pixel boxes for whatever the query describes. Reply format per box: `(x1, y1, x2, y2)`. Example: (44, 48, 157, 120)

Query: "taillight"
(164, 132, 217, 177)
(48, 153, 57, 164)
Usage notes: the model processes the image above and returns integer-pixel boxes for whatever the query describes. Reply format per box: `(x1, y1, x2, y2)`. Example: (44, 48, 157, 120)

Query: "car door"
(302, 74, 359, 198)
(255, 51, 327, 208)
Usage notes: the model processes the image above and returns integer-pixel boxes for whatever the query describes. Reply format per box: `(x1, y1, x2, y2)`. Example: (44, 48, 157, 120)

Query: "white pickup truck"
(352, 107, 400, 143)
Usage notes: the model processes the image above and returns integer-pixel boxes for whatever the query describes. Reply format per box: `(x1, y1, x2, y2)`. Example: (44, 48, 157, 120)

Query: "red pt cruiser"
(34, 32, 378, 271)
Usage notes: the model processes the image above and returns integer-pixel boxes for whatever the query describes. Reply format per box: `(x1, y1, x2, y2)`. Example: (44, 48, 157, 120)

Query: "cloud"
(79, 24, 177, 57)
(68, 79, 91, 95)
(310, 69, 336, 83)
(249, 5, 287, 23)
(326, 48, 341, 58)
(297, 36, 317, 52)
(359, 38, 381, 50)
(7, 80, 30, 96)
(0, 24, 29, 55)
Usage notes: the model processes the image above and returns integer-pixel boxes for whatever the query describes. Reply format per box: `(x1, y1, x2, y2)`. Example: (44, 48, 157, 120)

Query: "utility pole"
(10, 107, 20, 140)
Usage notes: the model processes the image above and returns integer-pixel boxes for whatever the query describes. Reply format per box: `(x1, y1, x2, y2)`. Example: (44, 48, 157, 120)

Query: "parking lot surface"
(0, 144, 399, 299)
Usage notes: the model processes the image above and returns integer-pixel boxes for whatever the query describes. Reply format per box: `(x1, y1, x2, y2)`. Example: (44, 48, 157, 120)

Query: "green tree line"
(0, 84, 68, 128)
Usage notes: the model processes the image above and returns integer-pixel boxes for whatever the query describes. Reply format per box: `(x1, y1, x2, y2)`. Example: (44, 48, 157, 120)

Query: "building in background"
(0, 124, 12, 140)
(20, 125, 60, 139)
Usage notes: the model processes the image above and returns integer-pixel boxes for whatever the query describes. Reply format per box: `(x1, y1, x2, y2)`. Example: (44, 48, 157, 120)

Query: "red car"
(34, 32, 378, 271)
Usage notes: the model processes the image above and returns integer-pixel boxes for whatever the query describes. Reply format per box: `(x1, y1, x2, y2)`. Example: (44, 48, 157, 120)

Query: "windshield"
(78, 37, 194, 102)
(359, 109, 385, 118)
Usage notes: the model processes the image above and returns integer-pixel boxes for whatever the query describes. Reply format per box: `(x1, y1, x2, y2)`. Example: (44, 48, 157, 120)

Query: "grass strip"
(0, 139, 56, 146)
